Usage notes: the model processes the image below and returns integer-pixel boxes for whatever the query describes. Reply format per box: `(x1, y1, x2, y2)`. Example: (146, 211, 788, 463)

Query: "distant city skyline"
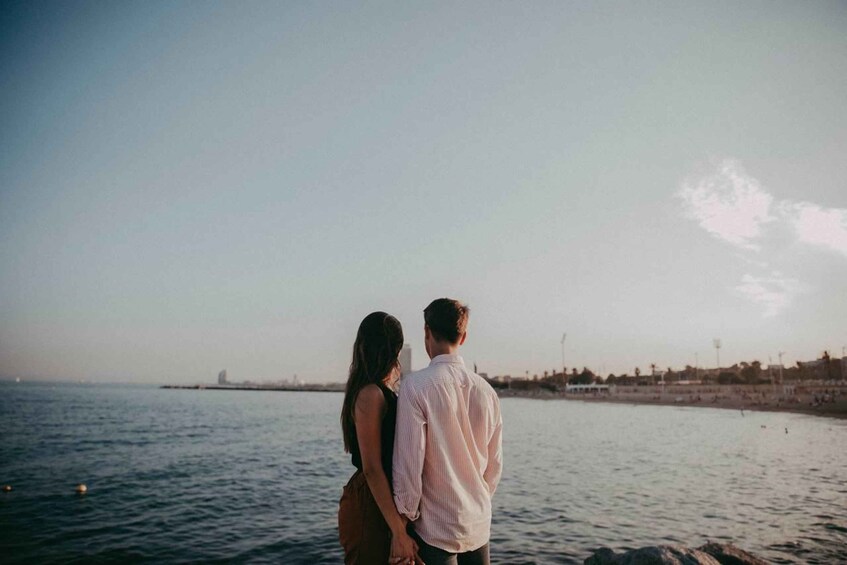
(2, 2, 845, 383)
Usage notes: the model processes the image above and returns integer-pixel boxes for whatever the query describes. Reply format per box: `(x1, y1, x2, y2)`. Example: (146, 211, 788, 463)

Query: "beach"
(498, 382, 847, 419)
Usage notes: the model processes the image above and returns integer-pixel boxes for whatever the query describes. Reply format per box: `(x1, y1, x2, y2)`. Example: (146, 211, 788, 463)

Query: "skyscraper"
(399, 344, 412, 377)
(218, 370, 228, 385)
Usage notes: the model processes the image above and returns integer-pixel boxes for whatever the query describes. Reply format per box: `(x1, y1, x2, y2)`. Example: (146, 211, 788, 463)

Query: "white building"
(399, 344, 412, 377)
(565, 383, 610, 393)
(218, 370, 228, 385)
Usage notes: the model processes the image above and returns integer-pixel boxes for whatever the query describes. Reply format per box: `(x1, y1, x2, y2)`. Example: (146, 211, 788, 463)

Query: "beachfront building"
(400, 344, 412, 377)
(218, 370, 228, 385)
(565, 383, 610, 394)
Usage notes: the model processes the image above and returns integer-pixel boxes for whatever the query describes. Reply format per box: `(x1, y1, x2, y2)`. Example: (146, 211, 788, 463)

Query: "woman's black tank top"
(350, 383, 397, 482)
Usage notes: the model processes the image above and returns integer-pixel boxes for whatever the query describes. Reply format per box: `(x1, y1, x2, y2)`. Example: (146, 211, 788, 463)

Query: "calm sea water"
(1, 382, 845, 564)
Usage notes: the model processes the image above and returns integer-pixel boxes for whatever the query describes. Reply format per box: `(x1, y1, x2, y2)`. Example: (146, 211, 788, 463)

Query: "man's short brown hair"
(424, 298, 469, 344)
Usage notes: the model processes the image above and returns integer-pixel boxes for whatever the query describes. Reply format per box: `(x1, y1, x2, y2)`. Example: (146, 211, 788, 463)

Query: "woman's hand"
(389, 530, 423, 565)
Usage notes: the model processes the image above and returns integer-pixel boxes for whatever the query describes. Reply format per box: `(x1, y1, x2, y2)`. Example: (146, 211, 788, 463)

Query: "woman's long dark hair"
(341, 312, 404, 453)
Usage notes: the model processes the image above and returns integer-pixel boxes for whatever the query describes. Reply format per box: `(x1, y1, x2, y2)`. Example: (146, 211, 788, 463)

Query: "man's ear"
(424, 325, 431, 339)
(458, 332, 467, 346)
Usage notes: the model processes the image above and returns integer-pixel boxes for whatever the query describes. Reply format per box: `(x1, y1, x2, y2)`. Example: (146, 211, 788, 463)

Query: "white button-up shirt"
(393, 354, 503, 553)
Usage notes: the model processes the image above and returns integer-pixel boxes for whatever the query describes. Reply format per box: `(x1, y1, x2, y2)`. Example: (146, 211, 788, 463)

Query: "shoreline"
(159, 382, 847, 419)
(161, 384, 345, 393)
(497, 387, 847, 420)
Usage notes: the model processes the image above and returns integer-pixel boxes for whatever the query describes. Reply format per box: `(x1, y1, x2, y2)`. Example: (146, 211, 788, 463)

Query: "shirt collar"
(429, 354, 464, 366)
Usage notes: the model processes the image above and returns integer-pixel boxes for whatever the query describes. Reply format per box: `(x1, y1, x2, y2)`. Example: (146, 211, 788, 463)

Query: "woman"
(339, 312, 420, 565)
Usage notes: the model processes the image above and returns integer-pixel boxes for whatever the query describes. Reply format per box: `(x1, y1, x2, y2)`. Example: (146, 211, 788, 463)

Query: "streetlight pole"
(769, 355, 776, 397)
(695, 352, 699, 381)
(713, 339, 722, 371)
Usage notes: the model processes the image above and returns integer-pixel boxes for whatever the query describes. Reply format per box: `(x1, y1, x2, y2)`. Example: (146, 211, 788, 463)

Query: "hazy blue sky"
(2, 1, 846, 383)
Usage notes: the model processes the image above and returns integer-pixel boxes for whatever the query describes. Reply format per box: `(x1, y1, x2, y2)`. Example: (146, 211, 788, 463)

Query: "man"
(393, 298, 503, 565)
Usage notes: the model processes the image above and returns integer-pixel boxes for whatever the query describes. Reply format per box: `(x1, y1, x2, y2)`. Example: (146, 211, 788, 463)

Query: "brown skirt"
(338, 470, 391, 565)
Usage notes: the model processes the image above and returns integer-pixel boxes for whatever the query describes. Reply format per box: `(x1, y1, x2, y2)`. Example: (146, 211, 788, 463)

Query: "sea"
(1, 381, 845, 564)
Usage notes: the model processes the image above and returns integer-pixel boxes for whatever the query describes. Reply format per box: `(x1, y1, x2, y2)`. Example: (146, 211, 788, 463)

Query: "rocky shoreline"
(584, 542, 767, 564)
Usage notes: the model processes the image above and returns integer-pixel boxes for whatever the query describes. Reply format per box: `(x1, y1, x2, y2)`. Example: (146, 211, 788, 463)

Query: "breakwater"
(162, 383, 345, 392)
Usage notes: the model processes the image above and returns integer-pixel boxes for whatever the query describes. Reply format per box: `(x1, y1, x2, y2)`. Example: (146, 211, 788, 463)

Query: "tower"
(399, 344, 412, 377)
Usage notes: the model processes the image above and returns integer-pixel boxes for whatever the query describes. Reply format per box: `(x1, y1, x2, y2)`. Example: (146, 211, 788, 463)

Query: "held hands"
(389, 529, 424, 565)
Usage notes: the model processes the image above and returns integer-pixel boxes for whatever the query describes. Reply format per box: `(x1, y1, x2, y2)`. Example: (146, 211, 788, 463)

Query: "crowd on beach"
(497, 381, 847, 418)
(613, 383, 847, 405)
(809, 389, 842, 406)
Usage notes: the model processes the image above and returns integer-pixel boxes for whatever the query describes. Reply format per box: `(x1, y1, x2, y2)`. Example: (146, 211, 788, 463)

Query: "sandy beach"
(498, 383, 847, 419)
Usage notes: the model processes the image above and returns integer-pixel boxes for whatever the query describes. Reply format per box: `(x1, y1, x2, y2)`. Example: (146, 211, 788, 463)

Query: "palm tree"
(823, 350, 832, 380)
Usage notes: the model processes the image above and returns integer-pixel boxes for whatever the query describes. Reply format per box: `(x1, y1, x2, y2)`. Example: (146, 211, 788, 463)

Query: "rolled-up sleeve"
(483, 396, 503, 496)
(392, 381, 426, 521)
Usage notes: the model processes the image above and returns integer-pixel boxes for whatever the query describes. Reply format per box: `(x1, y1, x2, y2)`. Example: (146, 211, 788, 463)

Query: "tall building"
(399, 344, 412, 377)
(218, 370, 228, 385)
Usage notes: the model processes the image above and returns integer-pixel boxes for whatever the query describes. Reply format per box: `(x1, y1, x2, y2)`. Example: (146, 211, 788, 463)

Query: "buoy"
(75, 484, 87, 494)
(2, 485, 11, 492)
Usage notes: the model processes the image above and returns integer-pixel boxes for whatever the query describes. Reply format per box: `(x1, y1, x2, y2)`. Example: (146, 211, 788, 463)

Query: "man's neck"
(428, 342, 460, 359)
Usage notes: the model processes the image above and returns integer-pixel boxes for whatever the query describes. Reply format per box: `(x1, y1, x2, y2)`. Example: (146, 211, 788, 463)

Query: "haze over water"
(2, 382, 845, 564)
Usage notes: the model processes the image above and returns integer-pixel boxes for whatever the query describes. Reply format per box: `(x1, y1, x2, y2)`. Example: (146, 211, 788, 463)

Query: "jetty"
(162, 383, 344, 393)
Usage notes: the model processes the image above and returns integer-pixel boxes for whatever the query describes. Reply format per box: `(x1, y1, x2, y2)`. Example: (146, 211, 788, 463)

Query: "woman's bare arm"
(354, 384, 407, 535)
(354, 385, 419, 561)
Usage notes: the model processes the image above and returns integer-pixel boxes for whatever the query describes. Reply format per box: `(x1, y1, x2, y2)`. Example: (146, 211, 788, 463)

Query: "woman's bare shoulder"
(355, 384, 386, 412)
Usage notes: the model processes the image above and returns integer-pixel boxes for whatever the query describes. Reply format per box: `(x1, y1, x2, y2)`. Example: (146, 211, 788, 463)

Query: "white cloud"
(676, 160, 775, 251)
(677, 158, 846, 317)
(734, 273, 801, 318)
(779, 201, 847, 258)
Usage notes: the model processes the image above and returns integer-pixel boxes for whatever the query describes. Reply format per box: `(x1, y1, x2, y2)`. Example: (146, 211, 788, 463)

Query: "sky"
(1, 1, 846, 384)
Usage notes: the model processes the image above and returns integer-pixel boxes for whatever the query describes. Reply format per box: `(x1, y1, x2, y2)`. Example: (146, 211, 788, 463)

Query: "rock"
(697, 542, 769, 565)
(585, 548, 618, 564)
(584, 545, 723, 565)
(584, 544, 768, 565)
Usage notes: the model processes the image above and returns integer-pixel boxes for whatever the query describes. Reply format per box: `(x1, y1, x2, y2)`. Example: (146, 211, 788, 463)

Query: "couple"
(338, 298, 503, 565)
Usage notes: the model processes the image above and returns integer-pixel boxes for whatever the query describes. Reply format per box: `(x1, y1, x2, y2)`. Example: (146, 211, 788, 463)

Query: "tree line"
(486, 351, 845, 389)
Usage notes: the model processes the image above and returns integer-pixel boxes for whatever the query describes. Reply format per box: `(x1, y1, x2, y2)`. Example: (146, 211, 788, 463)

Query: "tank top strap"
(377, 382, 396, 402)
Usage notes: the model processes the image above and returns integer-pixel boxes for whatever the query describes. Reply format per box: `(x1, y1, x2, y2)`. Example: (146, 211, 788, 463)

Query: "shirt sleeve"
(483, 394, 503, 497)
(392, 380, 426, 521)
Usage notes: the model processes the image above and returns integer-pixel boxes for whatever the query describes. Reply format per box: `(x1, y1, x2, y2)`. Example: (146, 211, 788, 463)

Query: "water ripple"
(2, 384, 846, 564)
